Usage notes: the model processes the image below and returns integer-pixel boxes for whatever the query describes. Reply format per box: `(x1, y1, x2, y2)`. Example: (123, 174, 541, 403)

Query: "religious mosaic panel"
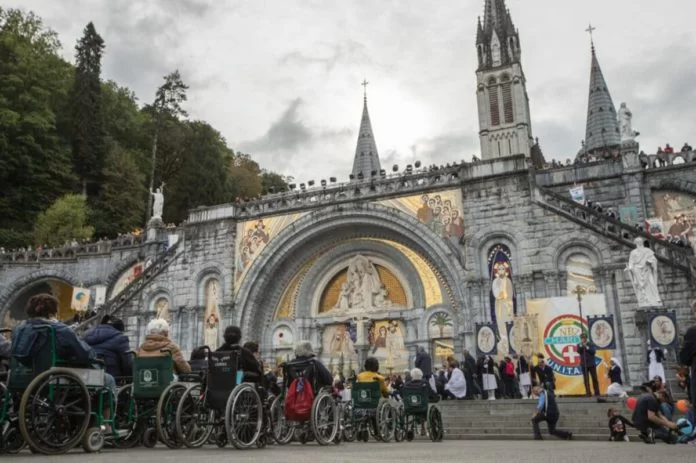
(377, 188, 464, 245)
(203, 279, 221, 350)
(651, 191, 695, 244)
(428, 312, 454, 339)
(322, 323, 358, 376)
(235, 212, 308, 286)
(368, 319, 408, 373)
(488, 244, 516, 355)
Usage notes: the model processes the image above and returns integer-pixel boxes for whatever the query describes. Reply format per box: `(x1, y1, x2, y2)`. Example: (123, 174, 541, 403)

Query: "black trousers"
(532, 413, 571, 440)
(582, 366, 600, 396)
(636, 422, 672, 443)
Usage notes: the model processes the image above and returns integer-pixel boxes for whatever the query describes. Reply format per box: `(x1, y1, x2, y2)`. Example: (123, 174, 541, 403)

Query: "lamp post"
(570, 284, 596, 335)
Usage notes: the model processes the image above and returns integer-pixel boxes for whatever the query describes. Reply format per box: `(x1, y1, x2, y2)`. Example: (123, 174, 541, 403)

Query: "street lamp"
(570, 284, 596, 334)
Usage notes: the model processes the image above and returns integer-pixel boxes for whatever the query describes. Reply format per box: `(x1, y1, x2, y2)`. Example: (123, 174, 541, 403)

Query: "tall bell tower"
(475, 0, 534, 160)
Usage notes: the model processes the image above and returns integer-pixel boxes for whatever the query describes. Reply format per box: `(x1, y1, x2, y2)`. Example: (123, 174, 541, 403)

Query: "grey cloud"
(240, 98, 353, 154)
(279, 40, 372, 72)
(412, 132, 478, 165)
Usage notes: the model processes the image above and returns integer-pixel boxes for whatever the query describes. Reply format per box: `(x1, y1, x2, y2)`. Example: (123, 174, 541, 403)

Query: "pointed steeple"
(582, 34, 620, 155)
(476, 0, 521, 70)
(351, 80, 381, 181)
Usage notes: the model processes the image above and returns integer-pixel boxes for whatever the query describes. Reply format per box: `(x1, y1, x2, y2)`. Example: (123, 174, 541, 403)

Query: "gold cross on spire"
(585, 23, 596, 46)
(361, 78, 369, 100)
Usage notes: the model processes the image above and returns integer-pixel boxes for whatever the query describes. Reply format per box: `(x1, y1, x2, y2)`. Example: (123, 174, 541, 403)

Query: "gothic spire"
(351, 80, 381, 181)
(582, 34, 620, 155)
(476, 0, 521, 70)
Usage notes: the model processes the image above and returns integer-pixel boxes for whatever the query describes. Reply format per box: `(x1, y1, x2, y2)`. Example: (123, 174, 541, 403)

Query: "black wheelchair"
(174, 347, 268, 449)
(347, 380, 396, 442)
(273, 359, 340, 445)
(399, 384, 444, 442)
(4, 324, 116, 454)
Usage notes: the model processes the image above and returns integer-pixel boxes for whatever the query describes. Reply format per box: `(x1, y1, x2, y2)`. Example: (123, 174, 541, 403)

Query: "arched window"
(501, 75, 513, 123)
(565, 253, 594, 293)
(488, 82, 500, 126)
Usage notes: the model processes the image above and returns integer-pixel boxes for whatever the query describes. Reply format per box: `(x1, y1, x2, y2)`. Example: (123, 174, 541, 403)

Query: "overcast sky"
(15, 0, 696, 183)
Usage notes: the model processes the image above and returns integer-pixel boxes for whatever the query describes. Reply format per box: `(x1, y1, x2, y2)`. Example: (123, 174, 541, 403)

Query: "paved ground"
(4, 441, 695, 463)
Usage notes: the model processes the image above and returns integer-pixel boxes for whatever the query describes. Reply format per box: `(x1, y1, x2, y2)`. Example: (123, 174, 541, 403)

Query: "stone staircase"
(74, 239, 183, 334)
(533, 186, 695, 279)
(438, 397, 674, 441)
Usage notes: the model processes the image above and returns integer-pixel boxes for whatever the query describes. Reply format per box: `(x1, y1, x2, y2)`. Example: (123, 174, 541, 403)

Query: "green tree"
(146, 70, 188, 223)
(34, 194, 94, 247)
(91, 143, 146, 237)
(164, 121, 231, 223)
(0, 8, 75, 248)
(260, 170, 290, 194)
(71, 22, 105, 196)
(227, 152, 263, 199)
(101, 80, 148, 166)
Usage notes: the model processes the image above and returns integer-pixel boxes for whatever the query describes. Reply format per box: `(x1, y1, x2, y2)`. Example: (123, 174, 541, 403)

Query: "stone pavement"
(4, 441, 694, 463)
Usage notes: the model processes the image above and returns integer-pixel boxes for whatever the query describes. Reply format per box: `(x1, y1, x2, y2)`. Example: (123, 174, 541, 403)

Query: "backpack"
(505, 361, 514, 377)
(284, 368, 315, 421)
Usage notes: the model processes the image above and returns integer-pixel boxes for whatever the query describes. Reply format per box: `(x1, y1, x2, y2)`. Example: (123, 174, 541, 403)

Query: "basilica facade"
(1, 0, 695, 393)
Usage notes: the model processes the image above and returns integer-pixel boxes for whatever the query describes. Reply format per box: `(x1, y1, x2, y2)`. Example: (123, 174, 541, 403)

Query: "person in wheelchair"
(189, 346, 208, 374)
(405, 367, 440, 436)
(217, 326, 263, 384)
(10, 294, 118, 426)
(0, 330, 10, 374)
(244, 341, 280, 396)
(357, 357, 389, 397)
(137, 319, 191, 374)
(287, 340, 333, 390)
(84, 315, 133, 379)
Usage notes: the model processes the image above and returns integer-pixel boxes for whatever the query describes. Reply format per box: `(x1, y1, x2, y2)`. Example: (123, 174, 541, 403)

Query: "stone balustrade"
(0, 234, 145, 263)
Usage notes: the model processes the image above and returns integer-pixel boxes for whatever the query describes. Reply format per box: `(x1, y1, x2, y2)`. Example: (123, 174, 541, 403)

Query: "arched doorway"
(2, 278, 76, 329)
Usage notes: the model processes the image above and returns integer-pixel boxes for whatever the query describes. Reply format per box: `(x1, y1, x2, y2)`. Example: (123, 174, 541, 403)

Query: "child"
(608, 408, 633, 442)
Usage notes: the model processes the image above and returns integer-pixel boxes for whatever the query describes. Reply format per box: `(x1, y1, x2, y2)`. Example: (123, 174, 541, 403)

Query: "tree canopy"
(0, 8, 288, 248)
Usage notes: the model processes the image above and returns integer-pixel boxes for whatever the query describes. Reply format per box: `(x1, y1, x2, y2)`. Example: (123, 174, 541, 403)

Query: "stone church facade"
(1, 0, 695, 388)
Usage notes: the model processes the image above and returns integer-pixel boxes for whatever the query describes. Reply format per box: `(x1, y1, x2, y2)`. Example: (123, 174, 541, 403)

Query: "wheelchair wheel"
(2, 424, 25, 454)
(82, 427, 104, 453)
(142, 428, 158, 448)
(215, 429, 228, 448)
(175, 384, 214, 448)
(225, 383, 263, 449)
(427, 406, 443, 442)
(19, 368, 91, 455)
(112, 384, 141, 449)
(376, 401, 395, 442)
(393, 406, 406, 442)
(340, 403, 356, 443)
(156, 382, 187, 449)
(269, 395, 293, 445)
(310, 390, 339, 445)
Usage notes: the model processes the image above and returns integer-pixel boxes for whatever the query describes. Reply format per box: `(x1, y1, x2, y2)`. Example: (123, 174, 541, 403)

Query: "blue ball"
(676, 418, 694, 437)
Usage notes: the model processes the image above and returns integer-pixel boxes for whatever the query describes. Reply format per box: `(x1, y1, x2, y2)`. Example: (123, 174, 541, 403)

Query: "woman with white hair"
(285, 340, 333, 388)
(137, 318, 191, 374)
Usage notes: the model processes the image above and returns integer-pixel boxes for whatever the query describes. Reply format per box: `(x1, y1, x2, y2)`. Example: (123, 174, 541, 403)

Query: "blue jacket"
(11, 318, 94, 364)
(84, 324, 133, 377)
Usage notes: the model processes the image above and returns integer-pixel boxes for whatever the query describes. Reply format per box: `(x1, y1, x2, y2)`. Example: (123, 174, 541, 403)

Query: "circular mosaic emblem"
(477, 325, 496, 354)
(650, 315, 676, 347)
(590, 319, 614, 349)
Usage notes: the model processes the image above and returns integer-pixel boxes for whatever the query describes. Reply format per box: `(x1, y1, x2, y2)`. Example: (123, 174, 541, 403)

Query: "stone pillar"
(514, 274, 533, 314)
(544, 272, 561, 298)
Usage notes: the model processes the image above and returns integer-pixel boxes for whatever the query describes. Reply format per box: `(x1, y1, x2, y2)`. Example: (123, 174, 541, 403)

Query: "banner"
(505, 321, 516, 355)
(587, 315, 616, 350)
(71, 287, 91, 313)
(619, 206, 638, 225)
(476, 323, 497, 356)
(647, 310, 678, 348)
(644, 217, 665, 239)
(569, 186, 585, 204)
(527, 295, 611, 396)
(93, 285, 107, 307)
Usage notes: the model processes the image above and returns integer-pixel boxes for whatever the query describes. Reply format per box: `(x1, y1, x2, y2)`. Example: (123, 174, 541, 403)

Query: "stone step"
(441, 433, 622, 442)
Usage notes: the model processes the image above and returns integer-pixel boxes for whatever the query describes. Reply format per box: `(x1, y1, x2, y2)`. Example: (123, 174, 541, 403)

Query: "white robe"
(648, 350, 665, 382)
(445, 368, 467, 399)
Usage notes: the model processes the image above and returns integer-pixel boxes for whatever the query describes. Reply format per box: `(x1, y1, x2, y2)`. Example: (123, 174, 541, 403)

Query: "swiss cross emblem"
(562, 345, 580, 366)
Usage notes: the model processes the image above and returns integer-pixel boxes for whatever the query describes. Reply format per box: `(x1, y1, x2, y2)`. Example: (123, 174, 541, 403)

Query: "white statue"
(625, 238, 662, 307)
(150, 182, 165, 220)
(334, 282, 352, 311)
(155, 298, 171, 323)
(618, 102, 638, 142)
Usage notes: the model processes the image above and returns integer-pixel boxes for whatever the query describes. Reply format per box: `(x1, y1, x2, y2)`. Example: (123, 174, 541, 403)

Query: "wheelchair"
(114, 350, 202, 449)
(273, 359, 340, 445)
(399, 385, 443, 442)
(174, 347, 266, 449)
(348, 380, 396, 442)
(0, 329, 24, 454)
(6, 324, 117, 455)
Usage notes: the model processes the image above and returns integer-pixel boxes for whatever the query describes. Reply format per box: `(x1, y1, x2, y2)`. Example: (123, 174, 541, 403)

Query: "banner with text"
(527, 295, 611, 396)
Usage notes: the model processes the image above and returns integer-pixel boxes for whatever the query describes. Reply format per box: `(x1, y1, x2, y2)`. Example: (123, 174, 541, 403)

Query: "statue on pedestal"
(625, 238, 662, 307)
(618, 103, 639, 142)
(331, 255, 395, 313)
(150, 182, 165, 221)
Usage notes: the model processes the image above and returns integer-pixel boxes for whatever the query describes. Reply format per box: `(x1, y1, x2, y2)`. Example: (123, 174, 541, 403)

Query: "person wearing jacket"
(531, 384, 572, 440)
(533, 353, 556, 391)
(84, 316, 133, 378)
(137, 318, 191, 374)
(606, 357, 628, 398)
(216, 326, 263, 383)
(414, 346, 432, 379)
(286, 340, 333, 390)
(577, 333, 599, 397)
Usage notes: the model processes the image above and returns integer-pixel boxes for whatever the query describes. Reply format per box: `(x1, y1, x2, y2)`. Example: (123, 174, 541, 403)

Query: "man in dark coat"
(217, 326, 264, 383)
(531, 384, 572, 440)
(415, 346, 432, 379)
(533, 354, 555, 391)
(462, 349, 478, 399)
(576, 333, 599, 397)
(83, 316, 132, 378)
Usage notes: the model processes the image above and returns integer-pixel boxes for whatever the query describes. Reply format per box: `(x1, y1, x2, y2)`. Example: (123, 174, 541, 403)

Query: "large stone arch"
(0, 268, 83, 322)
(471, 230, 521, 279)
(235, 203, 468, 340)
(554, 239, 602, 270)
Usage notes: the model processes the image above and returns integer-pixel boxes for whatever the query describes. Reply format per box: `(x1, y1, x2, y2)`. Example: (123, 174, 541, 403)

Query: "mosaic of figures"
(651, 191, 695, 245)
(203, 279, 221, 350)
(488, 244, 517, 355)
(378, 189, 464, 246)
(322, 319, 409, 375)
(110, 262, 144, 299)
